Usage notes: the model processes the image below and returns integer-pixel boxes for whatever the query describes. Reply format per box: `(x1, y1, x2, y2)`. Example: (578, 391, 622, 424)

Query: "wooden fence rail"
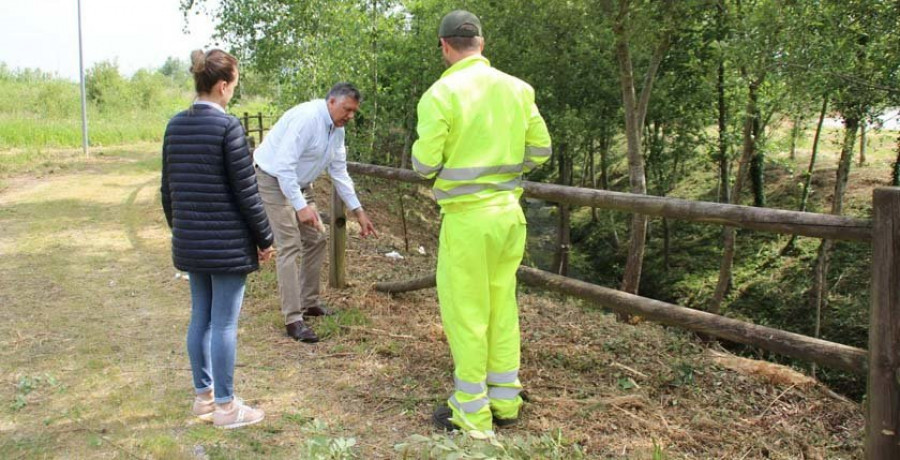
(373, 267, 867, 374)
(346, 162, 872, 242)
(332, 161, 898, 459)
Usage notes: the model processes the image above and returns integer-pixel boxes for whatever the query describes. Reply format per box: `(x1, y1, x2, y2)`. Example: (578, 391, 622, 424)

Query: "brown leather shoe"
(304, 305, 335, 317)
(285, 321, 319, 343)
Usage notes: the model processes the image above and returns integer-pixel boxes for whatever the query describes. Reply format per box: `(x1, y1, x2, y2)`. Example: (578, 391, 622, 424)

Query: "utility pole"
(77, 0, 89, 157)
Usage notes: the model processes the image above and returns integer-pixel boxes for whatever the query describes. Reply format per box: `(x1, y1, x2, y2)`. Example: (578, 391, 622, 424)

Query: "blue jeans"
(186, 272, 247, 404)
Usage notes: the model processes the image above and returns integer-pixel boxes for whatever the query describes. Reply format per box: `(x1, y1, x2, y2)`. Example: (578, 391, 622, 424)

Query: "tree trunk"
(605, 0, 670, 308)
(553, 146, 572, 275)
(782, 95, 828, 254)
(858, 120, 866, 166)
(589, 140, 598, 222)
(894, 132, 900, 186)
(789, 113, 803, 161)
(599, 133, 620, 248)
(748, 85, 765, 207)
(809, 115, 860, 376)
(662, 218, 671, 269)
(369, 0, 379, 161)
(717, 53, 730, 205)
(400, 113, 416, 169)
(710, 77, 762, 314)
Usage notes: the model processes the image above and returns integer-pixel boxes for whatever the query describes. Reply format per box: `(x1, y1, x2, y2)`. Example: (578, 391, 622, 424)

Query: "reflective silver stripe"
(433, 178, 521, 201)
(526, 145, 552, 158)
(412, 156, 442, 176)
(438, 163, 523, 181)
(523, 160, 537, 171)
(487, 369, 519, 385)
(449, 395, 488, 413)
(488, 386, 521, 400)
(454, 376, 487, 395)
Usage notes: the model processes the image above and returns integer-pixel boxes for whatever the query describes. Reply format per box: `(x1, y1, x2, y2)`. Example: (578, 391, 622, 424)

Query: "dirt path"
(0, 148, 865, 459)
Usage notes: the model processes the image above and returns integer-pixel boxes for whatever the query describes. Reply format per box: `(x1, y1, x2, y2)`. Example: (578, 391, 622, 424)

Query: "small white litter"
(417, 246, 426, 255)
(385, 251, 405, 260)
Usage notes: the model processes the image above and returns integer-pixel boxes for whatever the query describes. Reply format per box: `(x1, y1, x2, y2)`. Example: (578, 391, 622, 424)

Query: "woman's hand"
(258, 246, 276, 263)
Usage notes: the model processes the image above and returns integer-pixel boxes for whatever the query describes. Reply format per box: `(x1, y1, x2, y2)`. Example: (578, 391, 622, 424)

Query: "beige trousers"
(255, 167, 327, 325)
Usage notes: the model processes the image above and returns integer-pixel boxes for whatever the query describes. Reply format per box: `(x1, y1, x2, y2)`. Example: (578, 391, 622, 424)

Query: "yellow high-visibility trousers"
(437, 201, 526, 432)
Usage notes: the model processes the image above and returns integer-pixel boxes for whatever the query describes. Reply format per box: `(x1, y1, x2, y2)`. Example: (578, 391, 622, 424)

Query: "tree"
(597, 0, 677, 306)
(710, 0, 790, 313)
(85, 60, 130, 112)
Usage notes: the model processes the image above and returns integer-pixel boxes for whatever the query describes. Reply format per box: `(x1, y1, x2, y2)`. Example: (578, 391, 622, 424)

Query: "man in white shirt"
(254, 82, 376, 343)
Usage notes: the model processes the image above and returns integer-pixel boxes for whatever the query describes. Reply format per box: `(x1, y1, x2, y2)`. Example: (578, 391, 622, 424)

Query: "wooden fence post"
(257, 112, 265, 142)
(328, 184, 347, 288)
(867, 187, 900, 458)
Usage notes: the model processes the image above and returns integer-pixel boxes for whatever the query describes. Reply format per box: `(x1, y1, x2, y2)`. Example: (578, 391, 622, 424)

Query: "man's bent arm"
(411, 92, 448, 179)
(523, 97, 552, 173)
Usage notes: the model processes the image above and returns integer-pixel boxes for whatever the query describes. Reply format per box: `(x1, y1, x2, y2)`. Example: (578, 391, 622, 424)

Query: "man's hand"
(296, 205, 321, 229)
(258, 246, 276, 263)
(354, 208, 377, 238)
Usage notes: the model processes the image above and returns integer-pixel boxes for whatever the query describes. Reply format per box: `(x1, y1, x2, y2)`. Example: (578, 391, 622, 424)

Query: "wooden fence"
(326, 162, 900, 459)
(239, 112, 269, 149)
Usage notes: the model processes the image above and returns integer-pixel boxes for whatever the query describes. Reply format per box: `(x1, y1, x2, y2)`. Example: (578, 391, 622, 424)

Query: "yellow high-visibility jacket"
(412, 55, 551, 212)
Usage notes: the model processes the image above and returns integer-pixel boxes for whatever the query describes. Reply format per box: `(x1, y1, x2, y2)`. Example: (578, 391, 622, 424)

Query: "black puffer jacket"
(161, 104, 274, 274)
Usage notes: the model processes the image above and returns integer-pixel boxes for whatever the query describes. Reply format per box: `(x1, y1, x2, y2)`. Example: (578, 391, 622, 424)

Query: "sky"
(0, 0, 217, 81)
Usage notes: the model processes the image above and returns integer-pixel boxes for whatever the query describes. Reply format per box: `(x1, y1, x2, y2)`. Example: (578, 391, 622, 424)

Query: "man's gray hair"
(326, 82, 362, 102)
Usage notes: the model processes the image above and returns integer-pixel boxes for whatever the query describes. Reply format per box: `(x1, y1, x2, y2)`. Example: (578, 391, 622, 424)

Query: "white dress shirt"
(253, 99, 362, 211)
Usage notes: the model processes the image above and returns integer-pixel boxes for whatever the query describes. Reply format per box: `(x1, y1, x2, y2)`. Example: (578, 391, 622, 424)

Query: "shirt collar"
(193, 100, 226, 113)
(316, 99, 335, 132)
(441, 54, 491, 79)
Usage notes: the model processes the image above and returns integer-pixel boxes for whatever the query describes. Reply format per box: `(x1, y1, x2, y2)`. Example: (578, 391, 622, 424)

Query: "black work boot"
(492, 390, 529, 428)
(432, 406, 459, 432)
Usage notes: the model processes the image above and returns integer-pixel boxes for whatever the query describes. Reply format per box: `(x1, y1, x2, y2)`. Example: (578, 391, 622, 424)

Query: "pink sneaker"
(192, 394, 215, 422)
(213, 398, 265, 429)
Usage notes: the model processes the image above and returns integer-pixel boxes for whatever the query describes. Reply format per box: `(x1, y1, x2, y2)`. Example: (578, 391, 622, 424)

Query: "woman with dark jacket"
(161, 49, 274, 429)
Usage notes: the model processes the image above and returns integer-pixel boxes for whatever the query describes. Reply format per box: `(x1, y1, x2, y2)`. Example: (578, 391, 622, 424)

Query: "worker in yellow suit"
(412, 10, 552, 435)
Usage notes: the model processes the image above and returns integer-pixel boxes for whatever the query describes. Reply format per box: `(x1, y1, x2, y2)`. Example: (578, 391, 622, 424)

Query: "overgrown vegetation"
(0, 60, 273, 151)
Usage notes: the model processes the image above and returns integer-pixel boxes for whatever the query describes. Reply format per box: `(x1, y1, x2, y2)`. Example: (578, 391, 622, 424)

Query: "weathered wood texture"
(346, 162, 871, 242)
(866, 188, 900, 459)
(375, 274, 435, 293)
(374, 266, 867, 375)
(328, 185, 346, 289)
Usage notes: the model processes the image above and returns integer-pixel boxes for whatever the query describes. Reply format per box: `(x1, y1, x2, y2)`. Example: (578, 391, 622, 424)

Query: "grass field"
(0, 143, 867, 459)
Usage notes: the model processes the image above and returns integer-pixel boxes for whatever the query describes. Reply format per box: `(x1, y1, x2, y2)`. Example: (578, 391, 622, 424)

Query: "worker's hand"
(296, 205, 320, 229)
(258, 246, 276, 263)
(354, 208, 377, 238)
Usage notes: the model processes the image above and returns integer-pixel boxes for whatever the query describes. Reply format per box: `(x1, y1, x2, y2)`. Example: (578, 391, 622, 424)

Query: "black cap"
(438, 10, 482, 43)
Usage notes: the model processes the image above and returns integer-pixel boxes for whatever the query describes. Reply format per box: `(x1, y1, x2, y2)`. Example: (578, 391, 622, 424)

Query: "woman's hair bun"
(190, 49, 207, 75)
(189, 48, 238, 95)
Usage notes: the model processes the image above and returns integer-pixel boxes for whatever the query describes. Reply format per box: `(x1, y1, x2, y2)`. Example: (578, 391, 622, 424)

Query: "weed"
(11, 374, 60, 411)
(394, 430, 585, 459)
(303, 436, 359, 459)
